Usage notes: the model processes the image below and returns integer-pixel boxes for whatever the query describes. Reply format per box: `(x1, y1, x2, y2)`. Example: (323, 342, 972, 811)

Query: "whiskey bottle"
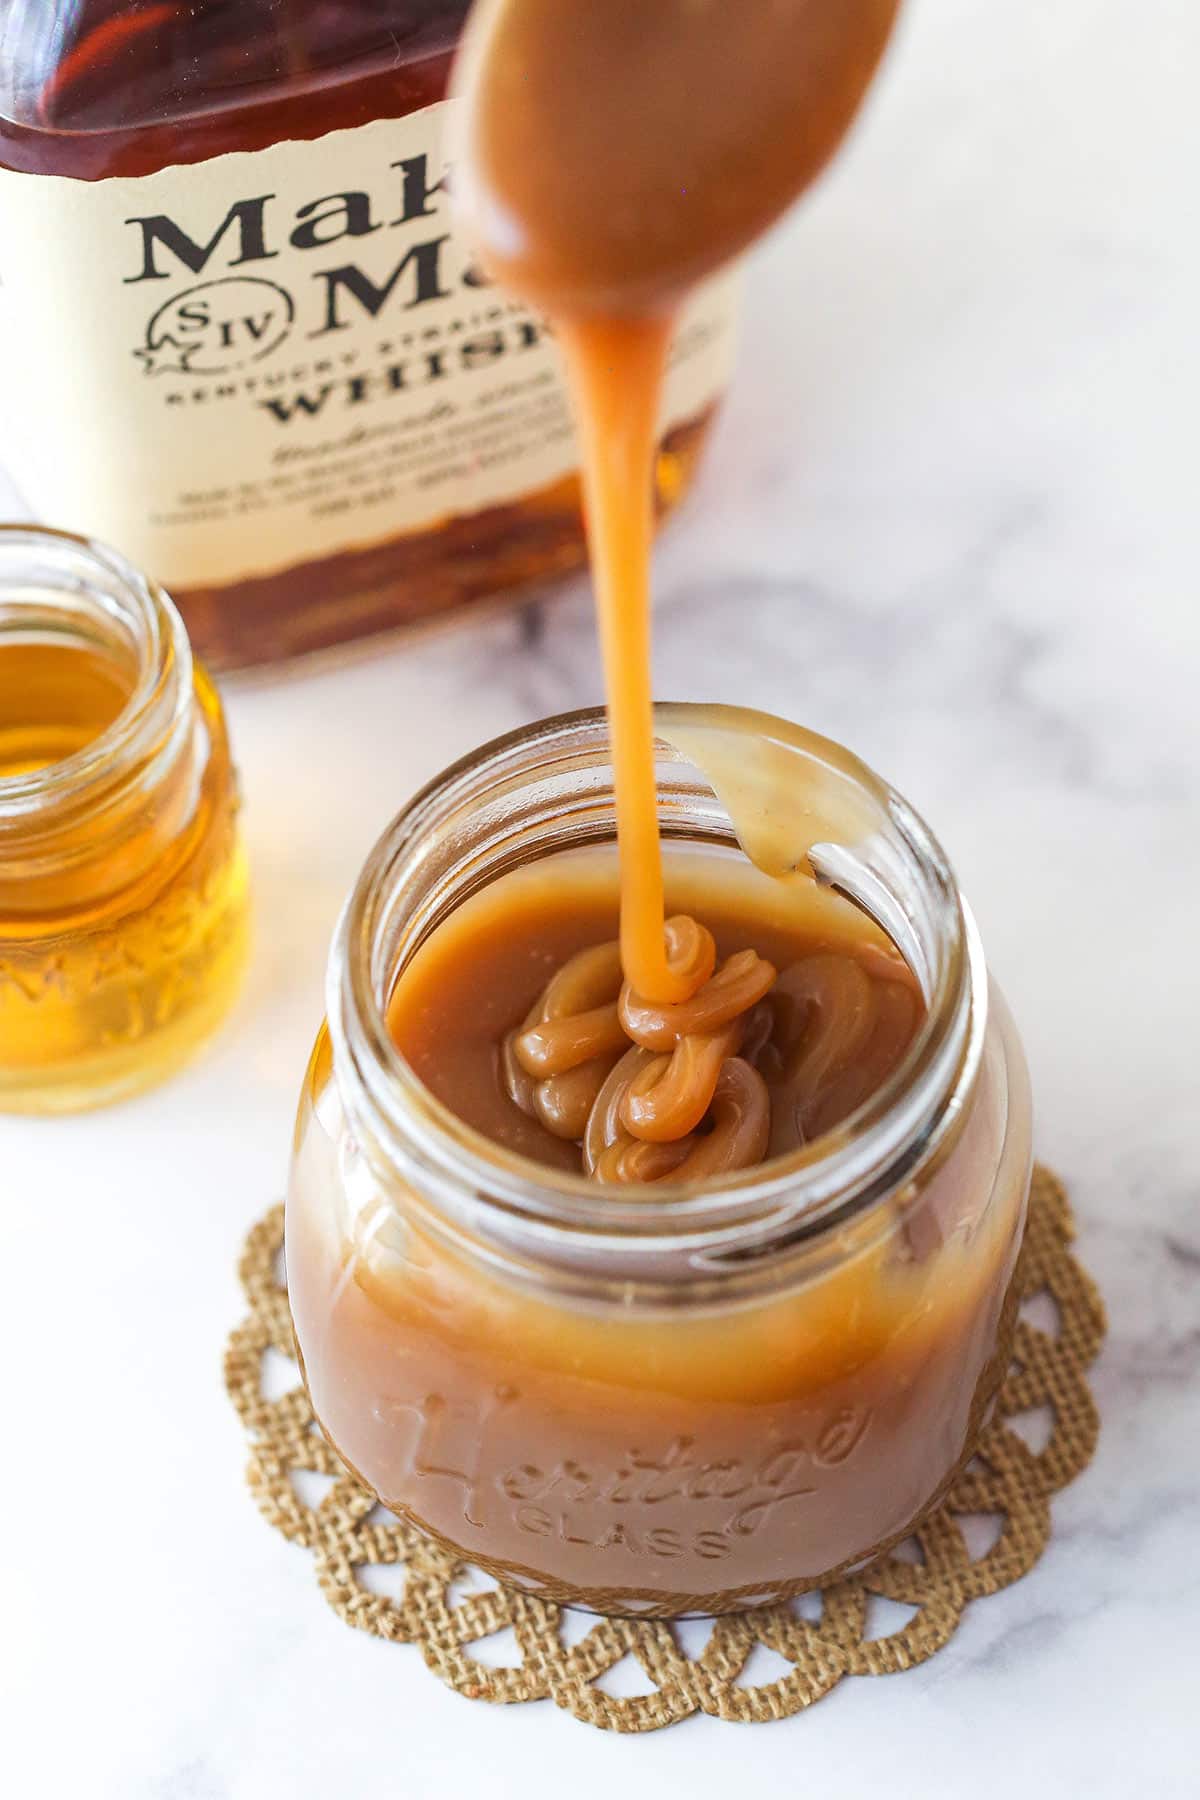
(0, 3, 739, 668)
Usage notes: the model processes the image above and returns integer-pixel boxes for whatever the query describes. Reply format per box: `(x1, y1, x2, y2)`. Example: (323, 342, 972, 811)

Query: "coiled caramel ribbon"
(504, 916, 775, 1184)
(501, 942, 627, 1140)
(760, 950, 920, 1155)
(503, 918, 920, 1183)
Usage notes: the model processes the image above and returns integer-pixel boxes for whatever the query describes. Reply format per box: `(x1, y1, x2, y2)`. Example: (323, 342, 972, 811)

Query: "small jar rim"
(0, 522, 193, 822)
(327, 705, 988, 1264)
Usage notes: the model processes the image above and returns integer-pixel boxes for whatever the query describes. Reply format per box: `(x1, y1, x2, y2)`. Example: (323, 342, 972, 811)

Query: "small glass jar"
(287, 707, 1031, 1616)
(0, 524, 249, 1112)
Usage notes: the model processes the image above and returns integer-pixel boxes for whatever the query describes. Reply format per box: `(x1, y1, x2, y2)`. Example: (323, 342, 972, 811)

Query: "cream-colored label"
(0, 104, 739, 590)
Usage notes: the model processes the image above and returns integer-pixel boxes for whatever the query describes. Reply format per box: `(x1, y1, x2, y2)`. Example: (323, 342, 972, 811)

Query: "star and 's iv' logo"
(133, 275, 295, 376)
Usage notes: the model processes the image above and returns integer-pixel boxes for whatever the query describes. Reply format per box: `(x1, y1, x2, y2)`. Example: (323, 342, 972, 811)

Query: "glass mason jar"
(0, 524, 249, 1112)
(0, 3, 736, 671)
(287, 706, 1031, 1616)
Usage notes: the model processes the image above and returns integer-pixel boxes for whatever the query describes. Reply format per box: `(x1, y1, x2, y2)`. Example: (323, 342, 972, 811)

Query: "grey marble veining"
(3, 1, 1198, 1795)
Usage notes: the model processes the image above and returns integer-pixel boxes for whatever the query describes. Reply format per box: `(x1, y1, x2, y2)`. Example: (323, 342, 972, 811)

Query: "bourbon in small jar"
(0, 524, 248, 1111)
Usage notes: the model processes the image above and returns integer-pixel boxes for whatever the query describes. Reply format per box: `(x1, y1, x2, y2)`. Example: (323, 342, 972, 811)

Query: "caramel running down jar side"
(0, 3, 735, 671)
(0, 525, 249, 1112)
(286, 708, 1032, 1616)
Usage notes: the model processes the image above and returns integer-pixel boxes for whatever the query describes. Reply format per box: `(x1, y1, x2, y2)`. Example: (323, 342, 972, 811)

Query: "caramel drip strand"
(502, 1035, 620, 1142)
(503, 942, 626, 1141)
(854, 937, 922, 992)
(670, 1059, 772, 1182)
(557, 314, 701, 1010)
(611, 943, 775, 1146)
(739, 997, 776, 1066)
(761, 954, 916, 1157)
(798, 980, 920, 1144)
(620, 946, 777, 1049)
(584, 1047, 694, 1182)
(587, 1050, 771, 1186)
(619, 1020, 743, 1141)
(661, 914, 718, 994)
(512, 941, 626, 1076)
(504, 918, 776, 1179)
(765, 954, 878, 1090)
(606, 938, 774, 1177)
(592, 1138, 696, 1184)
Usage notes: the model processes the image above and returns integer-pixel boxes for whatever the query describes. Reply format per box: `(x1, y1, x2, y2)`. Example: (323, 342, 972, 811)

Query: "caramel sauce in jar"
(287, 710, 1031, 1614)
(0, 527, 248, 1112)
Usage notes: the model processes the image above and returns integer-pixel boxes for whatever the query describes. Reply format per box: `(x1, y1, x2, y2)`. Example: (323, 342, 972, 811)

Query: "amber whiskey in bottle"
(0, 4, 738, 670)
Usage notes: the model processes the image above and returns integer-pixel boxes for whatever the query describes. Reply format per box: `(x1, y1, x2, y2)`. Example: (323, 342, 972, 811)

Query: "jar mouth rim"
(331, 705, 984, 1253)
(0, 523, 193, 818)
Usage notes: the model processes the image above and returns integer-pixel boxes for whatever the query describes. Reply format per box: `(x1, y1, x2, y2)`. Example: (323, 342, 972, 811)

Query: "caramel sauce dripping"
(456, 0, 902, 1179)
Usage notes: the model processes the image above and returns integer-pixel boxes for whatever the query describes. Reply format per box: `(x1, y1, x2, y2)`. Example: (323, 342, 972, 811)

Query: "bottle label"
(0, 104, 739, 591)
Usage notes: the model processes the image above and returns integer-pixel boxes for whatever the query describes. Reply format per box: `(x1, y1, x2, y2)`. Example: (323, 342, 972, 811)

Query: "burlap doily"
(225, 1165, 1104, 1731)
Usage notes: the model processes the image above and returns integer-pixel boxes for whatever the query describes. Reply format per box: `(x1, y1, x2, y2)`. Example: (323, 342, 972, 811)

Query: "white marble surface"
(4, 1, 1198, 1794)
